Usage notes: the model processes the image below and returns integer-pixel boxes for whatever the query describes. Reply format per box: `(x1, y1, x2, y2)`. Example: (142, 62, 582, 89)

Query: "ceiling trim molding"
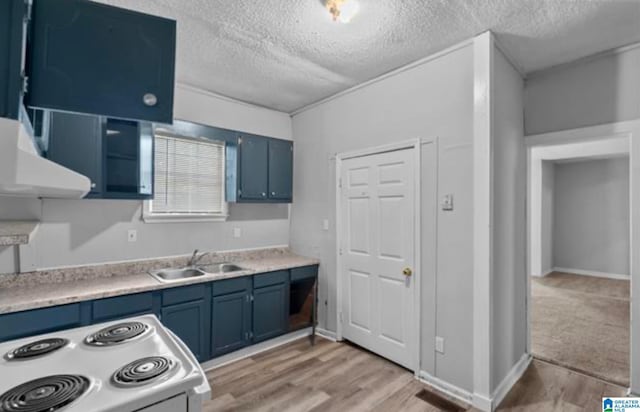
(290, 36, 475, 117)
(175, 82, 290, 115)
(526, 40, 640, 80)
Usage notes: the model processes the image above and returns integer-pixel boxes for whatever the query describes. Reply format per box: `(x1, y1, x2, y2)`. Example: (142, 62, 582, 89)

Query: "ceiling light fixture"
(326, 0, 359, 23)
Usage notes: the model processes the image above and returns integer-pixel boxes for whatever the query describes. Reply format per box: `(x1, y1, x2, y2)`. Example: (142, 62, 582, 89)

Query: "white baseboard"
(417, 370, 473, 406)
(472, 393, 492, 412)
(553, 267, 629, 281)
(491, 354, 532, 410)
(201, 327, 312, 370)
(531, 268, 554, 277)
(315, 327, 338, 342)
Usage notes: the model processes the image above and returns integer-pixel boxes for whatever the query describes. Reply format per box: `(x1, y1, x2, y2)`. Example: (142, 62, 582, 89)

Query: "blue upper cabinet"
(46, 111, 154, 199)
(25, 0, 176, 124)
(227, 134, 293, 203)
(239, 135, 269, 200)
(268, 138, 293, 201)
(0, 0, 25, 120)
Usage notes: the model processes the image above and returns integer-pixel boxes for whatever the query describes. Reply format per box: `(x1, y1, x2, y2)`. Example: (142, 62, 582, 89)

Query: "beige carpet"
(531, 271, 630, 386)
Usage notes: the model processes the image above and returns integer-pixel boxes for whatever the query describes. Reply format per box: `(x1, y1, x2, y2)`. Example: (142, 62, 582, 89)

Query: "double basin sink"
(149, 262, 246, 283)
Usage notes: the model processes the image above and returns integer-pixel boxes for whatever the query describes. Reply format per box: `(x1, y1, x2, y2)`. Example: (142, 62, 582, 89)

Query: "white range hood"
(0, 116, 90, 198)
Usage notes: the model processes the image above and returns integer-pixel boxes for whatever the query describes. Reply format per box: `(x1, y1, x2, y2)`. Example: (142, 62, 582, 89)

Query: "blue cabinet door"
(47, 111, 103, 195)
(161, 300, 209, 362)
(0, 304, 85, 342)
(26, 0, 176, 123)
(45, 112, 154, 199)
(252, 283, 288, 343)
(0, 0, 25, 120)
(211, 290, 251, 358)
(268, 139, 293, 202)
(238, 135, 269, 200)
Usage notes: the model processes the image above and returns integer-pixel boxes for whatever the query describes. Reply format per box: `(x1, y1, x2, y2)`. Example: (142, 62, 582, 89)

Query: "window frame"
(142, 131, 229, 224)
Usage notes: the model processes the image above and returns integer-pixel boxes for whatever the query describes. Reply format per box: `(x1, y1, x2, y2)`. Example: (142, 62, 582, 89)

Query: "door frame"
(335, 138, 422, 373)
(525, 119, 639, 393)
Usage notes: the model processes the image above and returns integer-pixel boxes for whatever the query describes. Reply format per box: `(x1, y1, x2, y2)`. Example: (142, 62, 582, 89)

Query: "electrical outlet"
(435, 336, 445, 354)
(442, 194, 454, 211)
(233, 228, 242, 238)
(127, 229, 137, 242)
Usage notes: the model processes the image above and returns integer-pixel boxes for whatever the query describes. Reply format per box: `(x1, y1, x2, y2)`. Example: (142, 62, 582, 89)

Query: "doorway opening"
(528, 136, 631, 387)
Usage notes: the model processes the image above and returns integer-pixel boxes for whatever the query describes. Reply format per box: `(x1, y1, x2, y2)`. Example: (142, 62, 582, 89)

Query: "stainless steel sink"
(149, 267, 206, 282)
(198, 262, 245, 274)
(149, 262, 246, 283)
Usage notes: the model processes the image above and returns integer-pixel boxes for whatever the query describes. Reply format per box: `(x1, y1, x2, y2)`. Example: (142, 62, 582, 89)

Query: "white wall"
(553, 157, 630, 276)
(0, 85, 293, 273)
(290, 44, 475, 391)
(525, 45, 640, 135)
(541, 161, 555, 275)
(490, 48, 527, 392)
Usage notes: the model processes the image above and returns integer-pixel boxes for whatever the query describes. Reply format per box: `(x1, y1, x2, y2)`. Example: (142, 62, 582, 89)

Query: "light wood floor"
(203, 336, 626, 411)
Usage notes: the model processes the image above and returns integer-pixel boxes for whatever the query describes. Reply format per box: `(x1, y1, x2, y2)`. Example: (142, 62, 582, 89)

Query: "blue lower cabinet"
(211, 290, 251, 358)
(0, 303, 85, 342)
(252, 283, 288, 343)
(92, 292, 159, 322)
(161, 300, 210, 362)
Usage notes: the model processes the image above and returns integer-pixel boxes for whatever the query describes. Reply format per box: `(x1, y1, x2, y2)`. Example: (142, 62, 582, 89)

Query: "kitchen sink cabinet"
(26, 0, 176, 123)
(0, 266, 318, 362)
(162, 300, 210, 362)
(211, 290, 252, 358)
(46, 111, 154, 199)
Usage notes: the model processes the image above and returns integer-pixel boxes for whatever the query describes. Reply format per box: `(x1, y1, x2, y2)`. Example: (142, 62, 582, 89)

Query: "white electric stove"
(0, 314, 211, 412)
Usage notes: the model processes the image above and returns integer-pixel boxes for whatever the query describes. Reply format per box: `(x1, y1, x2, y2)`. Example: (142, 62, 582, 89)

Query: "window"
(143, 131, 227, 222)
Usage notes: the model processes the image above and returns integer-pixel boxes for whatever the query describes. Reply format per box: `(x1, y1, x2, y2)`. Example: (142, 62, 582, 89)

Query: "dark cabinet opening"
(289, 277, 316, 332)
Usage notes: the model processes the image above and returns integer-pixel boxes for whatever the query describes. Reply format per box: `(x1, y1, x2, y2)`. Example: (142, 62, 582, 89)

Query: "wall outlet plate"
(127, 229, 137, 242)
(233, 227, 242, 238)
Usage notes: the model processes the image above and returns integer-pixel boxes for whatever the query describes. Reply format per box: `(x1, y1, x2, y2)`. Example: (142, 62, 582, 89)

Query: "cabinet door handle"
(271, 191, 276, 196)
(143, 93, 158, 107)
(262, 192, 266, 197)
(90, 182, 96, 189)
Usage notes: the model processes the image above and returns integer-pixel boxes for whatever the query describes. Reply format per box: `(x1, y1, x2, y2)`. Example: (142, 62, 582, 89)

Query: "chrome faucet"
(187, 249, 208, 267)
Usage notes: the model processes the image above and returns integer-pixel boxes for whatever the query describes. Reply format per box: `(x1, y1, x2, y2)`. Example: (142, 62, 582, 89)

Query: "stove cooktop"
(0, 315, 207, 412)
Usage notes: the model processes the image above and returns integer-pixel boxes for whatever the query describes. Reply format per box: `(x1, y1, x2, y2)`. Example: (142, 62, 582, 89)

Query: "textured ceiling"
(96, 0, 640, 113)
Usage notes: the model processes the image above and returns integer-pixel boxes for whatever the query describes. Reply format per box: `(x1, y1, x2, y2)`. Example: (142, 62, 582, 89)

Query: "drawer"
(0, 304, 83, 342)
(212, 277, 250, 297)
(162, 284, 206, 306)
(92, 292, 154, 322)
(253, 270, 288, 288)
(290, 265, 318, 282)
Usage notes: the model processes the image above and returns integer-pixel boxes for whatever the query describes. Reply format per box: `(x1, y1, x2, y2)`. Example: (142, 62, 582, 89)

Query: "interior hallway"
(531, 271, 630, 386)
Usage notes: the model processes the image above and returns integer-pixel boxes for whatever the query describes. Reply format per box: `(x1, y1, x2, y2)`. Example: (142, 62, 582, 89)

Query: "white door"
(339, 148, 416, 370)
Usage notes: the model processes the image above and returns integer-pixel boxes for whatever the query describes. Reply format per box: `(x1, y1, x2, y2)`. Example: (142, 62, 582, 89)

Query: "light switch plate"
(322, 219, 329, 231)
(435, 336, 445, 354)
(233, 227, 242, 238)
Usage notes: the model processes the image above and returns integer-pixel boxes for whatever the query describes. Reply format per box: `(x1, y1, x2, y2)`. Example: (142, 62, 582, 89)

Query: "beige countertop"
(0, 251, 319, 315)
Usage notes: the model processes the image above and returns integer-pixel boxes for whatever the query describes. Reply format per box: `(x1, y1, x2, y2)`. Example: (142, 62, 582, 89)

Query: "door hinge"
(338, 178, 342, 188)
(250, 294, 254, 302)
(24, 0, 32, 22)
(339, 312, 343, 322)
(249, 331, 254, 339)
(21, 75, 29, 94)
(339, 247, 343, 256)
(238, 136, 242, 144)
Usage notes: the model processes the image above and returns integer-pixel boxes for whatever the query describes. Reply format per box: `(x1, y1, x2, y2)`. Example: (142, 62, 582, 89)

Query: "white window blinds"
(150, 134, 226, 216)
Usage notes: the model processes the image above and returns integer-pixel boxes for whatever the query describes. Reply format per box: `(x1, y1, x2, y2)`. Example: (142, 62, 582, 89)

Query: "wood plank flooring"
(203, 337, 627, 412)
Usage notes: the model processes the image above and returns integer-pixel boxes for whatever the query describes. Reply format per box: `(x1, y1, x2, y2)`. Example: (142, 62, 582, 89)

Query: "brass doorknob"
(403, 267, 412, 277)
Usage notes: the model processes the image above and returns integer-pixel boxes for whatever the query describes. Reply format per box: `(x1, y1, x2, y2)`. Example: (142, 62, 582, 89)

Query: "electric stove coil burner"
(112, 356, 174, 388)
(85, 321, 149, 346)
(5, 338, 69, 361)
(0, 374, 89, 412)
